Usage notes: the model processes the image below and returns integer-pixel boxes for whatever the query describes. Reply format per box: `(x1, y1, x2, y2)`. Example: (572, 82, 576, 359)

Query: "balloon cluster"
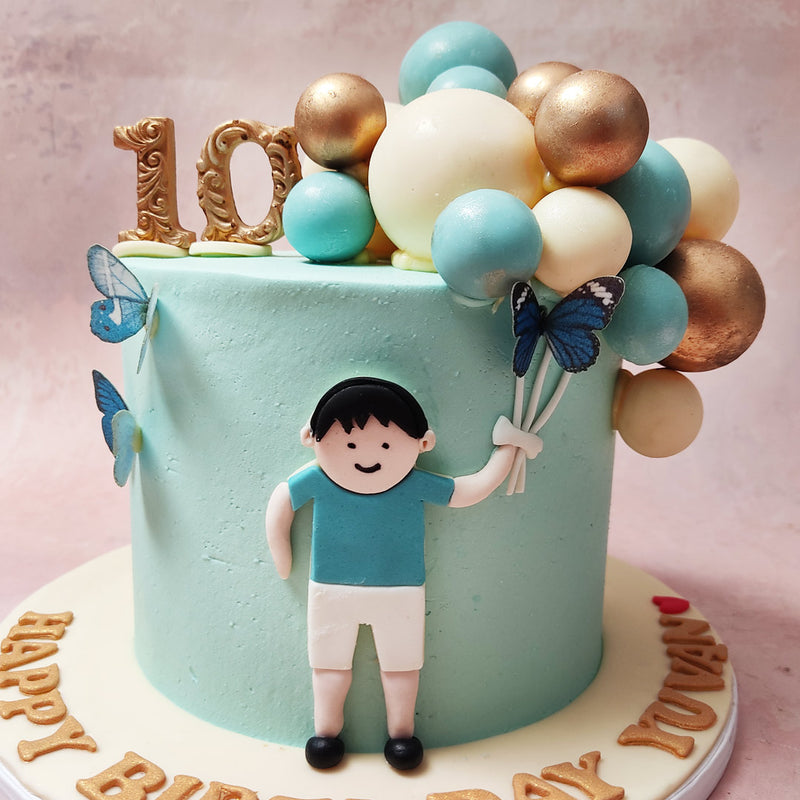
(284, 21, 765, 458)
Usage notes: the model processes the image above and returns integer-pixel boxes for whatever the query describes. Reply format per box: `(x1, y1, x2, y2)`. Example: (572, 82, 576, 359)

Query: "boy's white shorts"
(307, 580, 425, 672)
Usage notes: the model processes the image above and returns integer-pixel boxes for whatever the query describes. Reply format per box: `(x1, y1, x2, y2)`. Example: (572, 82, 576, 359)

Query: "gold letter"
(18, 715, 97, 762)
(0, 688, 67, 724)
(197, 782, 259, 800)
(0, 639, 58, 670)
(540, 751, 624, 800)
(0, 663, 60, 694)
(659, 615, 714, 645)
(8, 611, 74, 640)
(156, 775, 205, 799)
(76, 751, 166, 799)
(428, 793, 503, 800)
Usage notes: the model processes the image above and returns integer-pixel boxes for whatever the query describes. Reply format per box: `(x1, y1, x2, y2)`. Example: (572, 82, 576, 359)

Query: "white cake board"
(0, 548, 736, 800)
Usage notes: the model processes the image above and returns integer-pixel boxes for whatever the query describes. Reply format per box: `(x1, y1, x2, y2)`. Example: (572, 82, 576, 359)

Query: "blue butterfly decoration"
(88, 244, 159, 373)
(92, 370, 141, 487)
(511, 277, 625, 377)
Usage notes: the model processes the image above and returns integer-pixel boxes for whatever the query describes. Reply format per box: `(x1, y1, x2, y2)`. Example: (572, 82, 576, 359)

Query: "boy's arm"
(449, 444, 516, 508)
(266, 481, 295, 579)
(448, 417, 544, 508)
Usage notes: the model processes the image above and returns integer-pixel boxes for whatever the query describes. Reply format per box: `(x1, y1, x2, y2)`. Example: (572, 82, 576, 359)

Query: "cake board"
(0, 548, 736, 800)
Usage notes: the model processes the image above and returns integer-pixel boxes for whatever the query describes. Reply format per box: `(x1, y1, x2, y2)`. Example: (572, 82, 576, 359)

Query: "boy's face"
(302, 416, 435, 495)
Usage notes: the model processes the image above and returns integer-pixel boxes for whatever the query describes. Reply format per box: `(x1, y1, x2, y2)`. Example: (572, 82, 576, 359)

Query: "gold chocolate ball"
(658, 240, 766, 371)
(506, 61, 580, 124)
(534, 70, 649, 186)
(295, 73, 387, 170)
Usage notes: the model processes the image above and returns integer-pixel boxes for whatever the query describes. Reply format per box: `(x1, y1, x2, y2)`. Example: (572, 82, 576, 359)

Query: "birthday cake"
(0, 20, 763, 800)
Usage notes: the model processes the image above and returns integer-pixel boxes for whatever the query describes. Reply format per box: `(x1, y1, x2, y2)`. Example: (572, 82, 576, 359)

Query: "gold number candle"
(193, 120, 302, 255)
(113, 117, 196, 255)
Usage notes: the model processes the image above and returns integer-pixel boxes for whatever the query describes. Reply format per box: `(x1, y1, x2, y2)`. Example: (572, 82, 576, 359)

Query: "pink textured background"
(1, 2, 798, 796)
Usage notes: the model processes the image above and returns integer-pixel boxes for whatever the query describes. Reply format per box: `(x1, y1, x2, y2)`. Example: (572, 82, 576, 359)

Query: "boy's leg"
(380, 668, 420, 737)
(380, 668, 423, 770)
(371, 585, 426, 770)
(313, 667, 353, 736)
(306, 582, 360, 769)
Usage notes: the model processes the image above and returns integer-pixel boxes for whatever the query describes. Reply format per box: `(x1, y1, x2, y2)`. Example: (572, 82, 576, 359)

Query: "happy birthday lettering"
(76, 749, 623, 800)
(617, 612, 728, 757)
(0, 611, 97, 761)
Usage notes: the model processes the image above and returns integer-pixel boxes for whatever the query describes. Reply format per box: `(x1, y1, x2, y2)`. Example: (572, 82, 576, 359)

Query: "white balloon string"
(506, 347, 551, 495)
(523, 347, 552, 432)
(508, 354, 574, 495)
(513, 375, 525, 428)
(512, 369, 572, 494)
(532, 371, 571, 434)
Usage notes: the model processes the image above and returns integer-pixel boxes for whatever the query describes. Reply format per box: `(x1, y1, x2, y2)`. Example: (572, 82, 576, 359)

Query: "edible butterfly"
(92, 370, 141, 487)
(88, 244, 159, 372)
(511, 277, 625, 377)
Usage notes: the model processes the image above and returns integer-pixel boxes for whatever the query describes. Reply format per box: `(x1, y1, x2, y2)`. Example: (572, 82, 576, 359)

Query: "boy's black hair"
(309, 377, 429, 441)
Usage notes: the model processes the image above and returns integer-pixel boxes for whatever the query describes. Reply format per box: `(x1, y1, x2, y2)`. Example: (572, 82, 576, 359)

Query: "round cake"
(0, 18, 764, 800)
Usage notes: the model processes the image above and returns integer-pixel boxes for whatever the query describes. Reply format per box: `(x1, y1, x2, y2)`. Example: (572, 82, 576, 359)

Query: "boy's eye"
(382, 442, 390, 449)
(347, 442, 356, 449)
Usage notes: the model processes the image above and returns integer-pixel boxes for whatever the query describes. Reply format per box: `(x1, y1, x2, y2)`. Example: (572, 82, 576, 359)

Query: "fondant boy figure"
(266, 377, 541, 771)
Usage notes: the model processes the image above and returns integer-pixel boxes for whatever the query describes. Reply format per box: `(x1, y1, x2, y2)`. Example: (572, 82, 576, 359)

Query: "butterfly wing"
(543, 277, 625, 373)
(88, 244, 150, 343)
(510, 282, 545, 378)
(111, 409, 138, 487)
(92, 370, 128, 452)
(136, 283, 160, 373)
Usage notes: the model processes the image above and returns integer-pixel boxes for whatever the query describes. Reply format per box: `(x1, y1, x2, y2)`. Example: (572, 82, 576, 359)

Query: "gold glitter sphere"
(295, 73, 387, 170)
(506, 61, 580, 124)
(658, 240, 765, 371)
(534, 70, 649, 186)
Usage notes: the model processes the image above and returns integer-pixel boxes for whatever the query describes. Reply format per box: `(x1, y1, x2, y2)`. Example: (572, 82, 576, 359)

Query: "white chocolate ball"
(658, 137, 739, 241)
(613, 368, 703, 457)
(368, 89, 545, 268)
(532, 187, 632, 294)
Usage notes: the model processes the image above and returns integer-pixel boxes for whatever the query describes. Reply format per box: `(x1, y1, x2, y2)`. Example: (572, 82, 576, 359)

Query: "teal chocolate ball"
(399, 21, 517, 104)
(604, 264, 688, 365)
(601, 140, 691, 268)
(283, 172, 375, 263)
(431, 189, 542, 300)
(427, 65, 507, 98)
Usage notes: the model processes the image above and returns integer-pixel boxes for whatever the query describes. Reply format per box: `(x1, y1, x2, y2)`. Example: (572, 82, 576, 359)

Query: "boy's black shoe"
(305, 735, 345, 769)
(384, 736, 423, 770)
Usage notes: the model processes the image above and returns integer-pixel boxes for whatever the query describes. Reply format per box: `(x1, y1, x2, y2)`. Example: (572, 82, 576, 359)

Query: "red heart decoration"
(652, 595, 690, 614)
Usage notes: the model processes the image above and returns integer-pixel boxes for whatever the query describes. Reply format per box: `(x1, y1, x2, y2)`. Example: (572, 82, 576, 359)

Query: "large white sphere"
(368, 89, 545, 269)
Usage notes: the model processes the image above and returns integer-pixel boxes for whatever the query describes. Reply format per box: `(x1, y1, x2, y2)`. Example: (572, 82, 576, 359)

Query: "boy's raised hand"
(492, 416, 543, 460)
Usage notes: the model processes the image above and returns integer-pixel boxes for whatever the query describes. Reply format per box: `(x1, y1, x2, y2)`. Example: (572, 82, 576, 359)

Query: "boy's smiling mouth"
(355, 462, 382, 474)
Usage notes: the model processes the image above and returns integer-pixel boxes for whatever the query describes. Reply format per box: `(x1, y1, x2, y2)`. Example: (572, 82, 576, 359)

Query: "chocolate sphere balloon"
(399, 21, 517, 104)
(657, 240, 765, 371)
(659, 137, 739, 241)
(601, 140, 691, 268)
(283, 172, 375, 263)
(604, 264, 688, 365)
(428, 65, 507, 97)
(506, 61, 580, 124)
(295, 73, 386, 170)
(431, 189, 542, 300)
(532, 187, 631, 294)
(535, 70, 649, 186)
(369, 89, 545, 270)
(613, 368, 703, 457)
